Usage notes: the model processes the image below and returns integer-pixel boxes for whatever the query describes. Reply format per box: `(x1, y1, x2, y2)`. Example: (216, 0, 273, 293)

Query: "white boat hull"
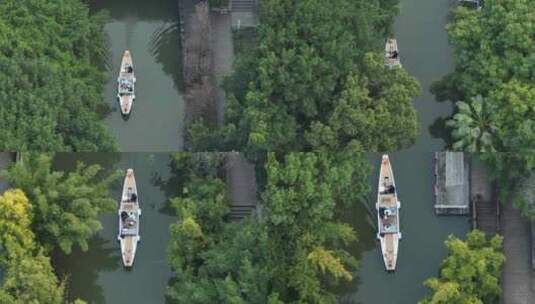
(119, 94, 135, 116)
(385, 38, 401, 68)
(120, 235, 139, 268)
(118, 168, 140, 268)
(117, 50, 136, 116)
(376, 154, 401, 272)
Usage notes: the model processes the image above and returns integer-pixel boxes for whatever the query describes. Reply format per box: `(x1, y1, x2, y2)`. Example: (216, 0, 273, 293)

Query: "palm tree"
(446, 95, 498, 152)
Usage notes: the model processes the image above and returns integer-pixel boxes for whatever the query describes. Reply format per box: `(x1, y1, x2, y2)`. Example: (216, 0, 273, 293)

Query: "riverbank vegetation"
(4, 154, 119, 254)
(435, 0, 534, 152)
(188, 0, 420, 152)
(0, 0, 116, 151)
(0, 153, 119, 302)
(0, 190, 85, 304)
(419, 230, 505, 304)
(482, 153, 535, 219)
(166, 151, 370, 303)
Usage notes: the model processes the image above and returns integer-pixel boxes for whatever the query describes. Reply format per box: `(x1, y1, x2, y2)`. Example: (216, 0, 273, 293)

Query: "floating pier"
(433, 152, 470, 215)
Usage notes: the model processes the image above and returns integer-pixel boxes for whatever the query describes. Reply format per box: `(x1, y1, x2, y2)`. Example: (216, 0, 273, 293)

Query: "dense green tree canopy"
(3, 153, 118, 254)
(419, 230, 505, 304)
(167, 153, 270, 303)
(188, 0, 420, 152)
(0, 0, 116, 151)
(435, 0, 535, 151)
(0, 189, 86, 304)
(482, 152, 535, 219)
(263, 151, 369, 302)
(167, 151, 370, 303)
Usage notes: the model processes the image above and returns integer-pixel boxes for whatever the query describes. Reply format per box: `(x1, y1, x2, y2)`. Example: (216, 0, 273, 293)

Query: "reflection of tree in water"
(429, 116, 452, 147)
(52, 236, 120, 304)
(149, 22, 183, 92)
(333, 196, 377, 302)
(89, 0, 178, 22)
(53, 153, 122, 174)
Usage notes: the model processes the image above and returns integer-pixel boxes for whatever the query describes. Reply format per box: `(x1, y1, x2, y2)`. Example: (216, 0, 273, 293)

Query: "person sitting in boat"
(127, 65, 133, 73)
(131, 193, 137, 202)
(391, 50, 399, 59)
(126, 187, 133, 201)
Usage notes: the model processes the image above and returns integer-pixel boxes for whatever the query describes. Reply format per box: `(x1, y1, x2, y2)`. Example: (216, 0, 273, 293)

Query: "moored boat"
(117, 50, 136, 115)
(385, 38, 401, 68)
(118, 168, 141, 268)
(376, 154, 401, 272)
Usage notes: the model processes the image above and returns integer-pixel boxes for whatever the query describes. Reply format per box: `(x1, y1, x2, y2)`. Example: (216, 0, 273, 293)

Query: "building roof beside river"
(434, 152, 470, 215)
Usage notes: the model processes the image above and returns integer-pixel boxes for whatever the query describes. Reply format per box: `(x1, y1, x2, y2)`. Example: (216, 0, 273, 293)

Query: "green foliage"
(436, 0, 535, 151)
(167, 151, 370, 303)
(4, 153, 119, 254)
(0, 0, 116, 151)
(188, 0, 420, 152)
(447, 96, 497, 152)
(419, 230, 505, 304)
(0, 190, 87, 304)
(481, 152, 535, 219)
(263, 151, 368, 302)
(167, 154, 270, 303)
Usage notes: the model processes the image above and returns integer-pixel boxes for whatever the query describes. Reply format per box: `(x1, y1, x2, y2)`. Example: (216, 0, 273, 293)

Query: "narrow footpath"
(471, 156, 498, 236)
(211, 10, 234, 125)
(501, 200, 535, 304)
(225, 152, 257, 220)
(209, 2, 257, 216)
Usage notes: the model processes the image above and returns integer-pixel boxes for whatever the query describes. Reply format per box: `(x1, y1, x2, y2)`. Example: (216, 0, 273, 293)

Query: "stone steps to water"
(228, 205, 256, 221)
(475, 199, 498, 236)
(231, 0, 255, 12)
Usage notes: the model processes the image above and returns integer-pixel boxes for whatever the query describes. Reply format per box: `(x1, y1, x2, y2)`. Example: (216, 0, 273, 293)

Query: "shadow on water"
(149, 22, 184, 92)
(53, 153, 122, 173)
(429, 116, 453, 148)
(52, 236, 120, 304)
(89, 0, 178, 21)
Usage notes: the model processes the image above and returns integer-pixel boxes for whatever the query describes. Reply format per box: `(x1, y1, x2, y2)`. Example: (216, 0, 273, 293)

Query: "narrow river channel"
(50, 0, 468, 303)
(53, 153, 178, 304)
(91, 0, 184, 151)
(339, 0, 469, 303)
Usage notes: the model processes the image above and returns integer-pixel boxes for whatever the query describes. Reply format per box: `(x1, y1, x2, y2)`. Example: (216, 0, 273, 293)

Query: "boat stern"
(380, 233, 399, 272)
(120, 236, 138, 268)
(119, 95, 134, 116)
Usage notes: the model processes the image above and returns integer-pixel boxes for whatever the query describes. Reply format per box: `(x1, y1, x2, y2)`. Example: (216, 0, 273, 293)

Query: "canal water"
(396, 0, 455, 151)
(52, 0, 467, 303)
(91, 0, 185, 151)
(339, 153, 469, 303)
(338, 0, 470, 302)
(52, 153, 178, 304)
